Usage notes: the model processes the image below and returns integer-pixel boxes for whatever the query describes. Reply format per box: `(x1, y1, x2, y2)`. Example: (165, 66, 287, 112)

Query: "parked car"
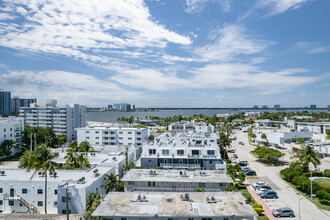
(252, 182, 268, 189)
(233, 154, 238, 158)
(256, 188, 269, 195)
(245, 170, 257, 176)
(239, 141, 245, 145)
(272, 207, 295, 218)
(238, 160, 249, 166)
(255, 185, 272, 191)
(260, 190, 278, 199)
(241, 167, 251, 172)
(227, 149, 235, 153)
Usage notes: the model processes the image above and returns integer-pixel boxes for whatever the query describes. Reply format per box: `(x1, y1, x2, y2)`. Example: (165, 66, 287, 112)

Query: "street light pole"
(299, 197, 303, 220)
(310, 170, 313, 199)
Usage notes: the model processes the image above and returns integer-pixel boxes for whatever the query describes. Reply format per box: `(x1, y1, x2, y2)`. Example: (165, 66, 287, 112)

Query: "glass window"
(22, 188, 28, 194)
(0, 200, 3, 205)
(207, 150, 215, 155)
(0, 188, 3, 193)
(162, 149, 169, 156)
(177, 150, 184, 155)
(38, 189, 43, 194)
(149, 149, 156, 155)
(199, 183, 206, 188)
(9, 200, 14, 206)
(192, 150, 200, 155)
(54, 189, 57, 195)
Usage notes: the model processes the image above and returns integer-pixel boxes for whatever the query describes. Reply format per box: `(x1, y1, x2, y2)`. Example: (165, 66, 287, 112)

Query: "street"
(230, 129, 330, 220)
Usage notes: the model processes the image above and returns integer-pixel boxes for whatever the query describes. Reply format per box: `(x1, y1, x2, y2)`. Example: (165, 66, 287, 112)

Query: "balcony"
(129, 187, 221, 193)
(159, 163, 201, 169)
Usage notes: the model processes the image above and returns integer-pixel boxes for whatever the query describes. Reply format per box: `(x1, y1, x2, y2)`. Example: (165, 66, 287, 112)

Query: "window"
(54, 189, 57, 195)
(54, 201, 58, 207)
(202, 218, 212, 220)
(128, 132, 132, 134)
(148, 182, 156, 187)
(9, 200, 14, 206)
(192, 150, 200, 156)
(119, 132, 123, 134)
(149, 149, 156, 155)
(95, 137, 99, 139)
(119, 137, 123, 140)
(62, 196, 71, 202)
(207, 150, 215, 155)
(22, 188, 27, 194)
(0, 188, 3, 193)
(62, 210, 71, 214)
(85, 131, 89, 133)
(20, 202, 23, 206)
(177, 150, 184, 156)
(199, 183, 206, 188)
(188, 218, 194, 220)
(0, 200, 3, 205)
(128, 181, 135, 185)
(95, 142, 99, 144)
(121, 218, 127, 220)
(95, 131, 99, 134)
(162, 149, 169, 156)
(128, 137, 132, 140)
(210, 140, 215, 142)
(86, 137, 90, 139)
(38, 189, 43, 194)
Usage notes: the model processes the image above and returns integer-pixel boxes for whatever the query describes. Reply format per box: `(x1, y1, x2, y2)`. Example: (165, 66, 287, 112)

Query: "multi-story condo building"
(122, 169, 233, 192)
(141, 132, 225, 170)
(169, 121, 215, 133)
(0, 117, 24, 156)
(288, 120, 330, 135)
(76, 125, 148, 147)
(10, 97, 37, 114)
(92, 192, 258, 220)
(0, 166, 114, 214)
(19, 104, 86, 141)
(0, 90, 11, 116)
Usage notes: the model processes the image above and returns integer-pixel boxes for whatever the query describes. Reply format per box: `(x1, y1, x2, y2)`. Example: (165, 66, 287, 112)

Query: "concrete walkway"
(244, 181, 278, 220)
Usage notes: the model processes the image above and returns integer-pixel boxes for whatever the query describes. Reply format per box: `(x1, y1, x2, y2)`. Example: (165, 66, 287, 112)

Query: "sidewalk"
(244, 181, 278, 220)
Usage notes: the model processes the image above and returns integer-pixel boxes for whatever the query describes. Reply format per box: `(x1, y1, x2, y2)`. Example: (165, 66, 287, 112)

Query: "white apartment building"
(19, 104, 86, 141)
(253, 127, 313, 147)
(76, 126, 148, 147)
(92, 192, 258, 220)
(122, 169, 233, 192)
(141, 132, 224, 170)
(169, 121, 215, 133)
(288, 120, 330, 134)
(0, 166, 114, 214)
(0, 117, 24, 156)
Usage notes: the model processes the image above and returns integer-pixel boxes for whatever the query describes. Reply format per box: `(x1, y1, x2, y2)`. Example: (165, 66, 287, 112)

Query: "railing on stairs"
(4, 193, 40, 214)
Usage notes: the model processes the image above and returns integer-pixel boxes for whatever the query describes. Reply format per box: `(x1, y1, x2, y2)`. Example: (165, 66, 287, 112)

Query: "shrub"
(253, 204, 263, 209)
(254, 207, 263, 215)
(245, 194, 252, 204)
(324, 169, 330, 178)
(223, 184, 237, 192)
(237, 184, 247, 189)
(320, 199, 330, 206)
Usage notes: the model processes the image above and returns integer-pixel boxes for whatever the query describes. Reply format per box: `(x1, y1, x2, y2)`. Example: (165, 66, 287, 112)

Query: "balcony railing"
(129, 187, 221, 192)
(159, 163, 201, 168)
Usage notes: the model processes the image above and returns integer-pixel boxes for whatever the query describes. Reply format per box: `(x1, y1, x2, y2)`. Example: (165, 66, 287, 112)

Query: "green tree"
(64, 151, 78, 168)
(293, 145, 321, 168)
(250, 146, 285, 163)
(19, 150, 33, 168)
(26, 144, 58, 214)
(326, 129, 330, 140)
(55, 135, 67, 147)
(149, 134, 154, 141)
(85, 191, 103, 219)
(104, 173, 119, 193)
(0, 140, 15, 157)
(76, 153, 91, 169)
(78, 141, 93, 152)
(296, 138, 305, 143)
(261, 133, 267, 140)
(67, 141, 79, 153)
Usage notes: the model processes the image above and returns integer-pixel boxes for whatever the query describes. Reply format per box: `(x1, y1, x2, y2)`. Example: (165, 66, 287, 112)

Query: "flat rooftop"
(121, 169, 232, 183)
(0, 166, 112, 188)
(92, 192, 257, 218)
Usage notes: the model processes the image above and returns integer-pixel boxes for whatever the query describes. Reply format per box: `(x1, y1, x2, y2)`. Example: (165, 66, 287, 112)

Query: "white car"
(252, 182, 268, 189)
(256, 188, 269, 195)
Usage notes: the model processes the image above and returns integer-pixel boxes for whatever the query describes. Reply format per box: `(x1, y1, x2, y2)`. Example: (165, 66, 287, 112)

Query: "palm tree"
(78, 141, 92, 152)
(26, 144, 57, 214)
(261, 133, 267, 140)
(64, 151, 78, 168)
(104, 173, 119, 193)
(85, 191, 103, 218)
(76, 153, 91, 169)
(67, 141, 79, 153)
(294, 145, 321, 168)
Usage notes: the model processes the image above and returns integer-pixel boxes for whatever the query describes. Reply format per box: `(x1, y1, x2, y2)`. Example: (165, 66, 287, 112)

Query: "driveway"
(232, 129, 330, 220)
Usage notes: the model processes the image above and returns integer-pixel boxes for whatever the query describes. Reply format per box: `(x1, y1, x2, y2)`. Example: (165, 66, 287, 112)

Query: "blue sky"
(0, 0, 329, 107)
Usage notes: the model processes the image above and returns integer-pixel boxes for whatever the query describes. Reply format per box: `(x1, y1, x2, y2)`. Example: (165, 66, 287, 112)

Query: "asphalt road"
(230, 129, 330, 220)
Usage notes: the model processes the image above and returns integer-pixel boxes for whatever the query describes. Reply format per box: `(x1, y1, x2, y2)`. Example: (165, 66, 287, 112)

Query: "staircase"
(4, 194, 40, 214)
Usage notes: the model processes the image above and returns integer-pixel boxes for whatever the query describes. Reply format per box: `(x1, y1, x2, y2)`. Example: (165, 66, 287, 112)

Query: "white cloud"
(295, 41, 330, 54)
(195, 24, 274, 61)
(258, 0, 311, 16)
(185, 0, 230, 13)
(0, 70, 146, 105)
(0, 0, 191, 66)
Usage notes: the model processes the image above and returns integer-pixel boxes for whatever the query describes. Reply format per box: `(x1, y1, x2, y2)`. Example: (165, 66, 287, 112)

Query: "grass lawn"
(314, 178, 330, 192)
(280, 174, 330, 211)
(257, 216, 270, 220)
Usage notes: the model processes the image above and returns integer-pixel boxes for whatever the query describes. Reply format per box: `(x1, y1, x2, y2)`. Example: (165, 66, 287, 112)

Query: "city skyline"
(0, 0, 329, 107)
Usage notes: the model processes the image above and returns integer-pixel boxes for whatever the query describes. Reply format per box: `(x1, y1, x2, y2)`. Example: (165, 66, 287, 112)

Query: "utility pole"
(310, 170, 313, 199)
(34, 133, 37, 148)
(30, 133, 33, 151)
(66, 185, 69, 220)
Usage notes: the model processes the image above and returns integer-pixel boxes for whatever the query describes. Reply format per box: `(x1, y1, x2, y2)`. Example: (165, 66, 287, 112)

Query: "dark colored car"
(245, 170, 257, 176)
(239, 141, 244, 145)
(272, 207, 295, 218)
(241, 167, 251, 172)
(255, 185, 272, 191)
(260, 190, 278, 199)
